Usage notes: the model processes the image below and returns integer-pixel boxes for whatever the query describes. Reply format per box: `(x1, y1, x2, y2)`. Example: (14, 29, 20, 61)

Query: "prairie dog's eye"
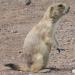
(58, 4, 63, 7)
(50, 7, 54, 11)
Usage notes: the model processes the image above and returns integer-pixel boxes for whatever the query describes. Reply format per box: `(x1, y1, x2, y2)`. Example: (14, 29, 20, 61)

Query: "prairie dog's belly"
(23, 24, 53, 52)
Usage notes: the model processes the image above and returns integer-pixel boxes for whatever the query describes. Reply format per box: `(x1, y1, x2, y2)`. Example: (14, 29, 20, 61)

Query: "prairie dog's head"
(44, 3, 70, 23)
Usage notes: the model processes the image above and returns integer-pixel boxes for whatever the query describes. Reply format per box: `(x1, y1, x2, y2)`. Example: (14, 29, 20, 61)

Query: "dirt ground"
(0, 0, 75, 75)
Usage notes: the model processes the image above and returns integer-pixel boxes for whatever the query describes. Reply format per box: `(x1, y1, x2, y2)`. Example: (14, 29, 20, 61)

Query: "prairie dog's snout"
(65, 5, 70, 14)
(58, 3, 70, 14)
(59, 3, 70, 14)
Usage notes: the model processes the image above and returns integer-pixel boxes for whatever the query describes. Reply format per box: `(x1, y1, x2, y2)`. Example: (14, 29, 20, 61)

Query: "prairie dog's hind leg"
(31, 53, 45, 73)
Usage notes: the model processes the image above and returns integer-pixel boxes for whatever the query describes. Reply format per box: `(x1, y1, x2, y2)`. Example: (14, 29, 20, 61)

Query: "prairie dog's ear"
(50, 6, 54, 18)
(43, 6, 54, 19)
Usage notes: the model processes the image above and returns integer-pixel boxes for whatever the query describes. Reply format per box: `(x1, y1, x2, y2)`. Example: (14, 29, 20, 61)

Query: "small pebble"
(25, 0, 31, 5)
(29, 73, 32, 75)
(19, 51, 22, 54)
(11, 30, 18, 33)
(72, 69, 75, 74)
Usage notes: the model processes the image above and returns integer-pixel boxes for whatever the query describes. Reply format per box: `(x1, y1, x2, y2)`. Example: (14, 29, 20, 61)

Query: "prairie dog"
(5, 3, 70, 73)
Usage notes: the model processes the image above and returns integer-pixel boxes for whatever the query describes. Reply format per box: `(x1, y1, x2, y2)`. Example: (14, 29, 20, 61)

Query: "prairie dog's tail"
(4, 63, 30, 72)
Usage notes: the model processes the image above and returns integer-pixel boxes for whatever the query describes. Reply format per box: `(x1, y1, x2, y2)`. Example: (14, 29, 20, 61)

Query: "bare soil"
(0, 0, 75, 75)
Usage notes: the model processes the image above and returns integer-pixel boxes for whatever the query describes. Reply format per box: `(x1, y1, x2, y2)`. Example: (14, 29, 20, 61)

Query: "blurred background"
(0, 0, 75, 75)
